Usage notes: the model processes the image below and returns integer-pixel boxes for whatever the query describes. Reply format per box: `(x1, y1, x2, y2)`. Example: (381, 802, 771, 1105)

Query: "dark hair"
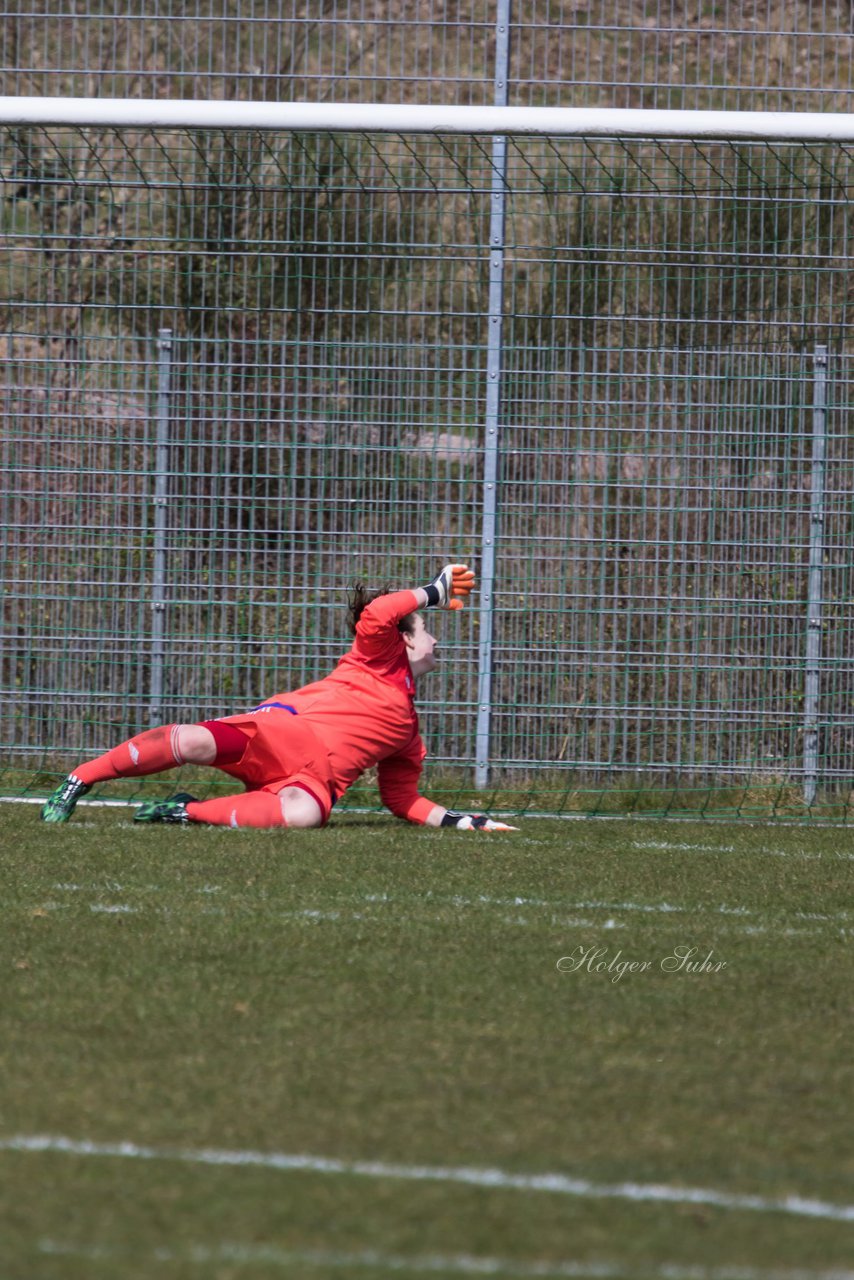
(347, 582, 417, 637)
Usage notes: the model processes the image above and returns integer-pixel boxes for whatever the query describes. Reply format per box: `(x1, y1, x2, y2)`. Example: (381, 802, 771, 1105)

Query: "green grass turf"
(1, 803, 853, 1279)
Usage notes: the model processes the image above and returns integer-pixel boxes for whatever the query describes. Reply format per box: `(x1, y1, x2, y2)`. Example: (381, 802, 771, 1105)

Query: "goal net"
(3, 102, 853, 818)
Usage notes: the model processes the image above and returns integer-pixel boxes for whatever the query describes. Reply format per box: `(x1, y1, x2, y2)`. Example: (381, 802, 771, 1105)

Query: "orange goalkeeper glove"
(422, 563, 476, 611)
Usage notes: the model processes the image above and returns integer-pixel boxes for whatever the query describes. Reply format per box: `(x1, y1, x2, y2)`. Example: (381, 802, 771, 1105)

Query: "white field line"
(31, 902, 839, 938)
(52, 881, 221, 894)
(35, 901, 623, 932)
(46, 881, 853, 925)
(631, 840, 854, 862)
(633, 841, 736, 853)
(62, 912, 830, 938)
(34, 1239, 854, 1280)
(8, 794, 854, 856)
(34, 884, 852, 937)
(4, 1135, 854, 1225)
(7, 793, 854, 838)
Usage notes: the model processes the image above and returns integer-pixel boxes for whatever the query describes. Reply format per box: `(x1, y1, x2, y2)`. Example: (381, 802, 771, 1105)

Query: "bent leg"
(185, 785, 323, 830)
(278, 785, 324, 829)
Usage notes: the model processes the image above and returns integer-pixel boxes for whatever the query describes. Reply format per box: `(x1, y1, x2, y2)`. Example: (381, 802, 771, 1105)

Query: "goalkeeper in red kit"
(41, 564, 517, 832)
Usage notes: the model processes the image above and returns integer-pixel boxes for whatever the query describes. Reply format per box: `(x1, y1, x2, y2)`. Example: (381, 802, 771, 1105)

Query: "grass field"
(2, 802, 853, 1280)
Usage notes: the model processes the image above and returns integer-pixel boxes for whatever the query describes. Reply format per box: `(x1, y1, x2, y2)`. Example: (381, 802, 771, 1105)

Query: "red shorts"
(212, 707, 336, 825)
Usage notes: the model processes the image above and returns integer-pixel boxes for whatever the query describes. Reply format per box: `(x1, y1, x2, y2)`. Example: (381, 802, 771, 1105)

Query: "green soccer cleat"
(133, 793, 197, 825)
(41, 774, 92, 823)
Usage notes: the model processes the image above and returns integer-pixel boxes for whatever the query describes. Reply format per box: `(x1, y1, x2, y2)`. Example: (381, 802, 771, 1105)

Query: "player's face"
(404, 613, 438, 676)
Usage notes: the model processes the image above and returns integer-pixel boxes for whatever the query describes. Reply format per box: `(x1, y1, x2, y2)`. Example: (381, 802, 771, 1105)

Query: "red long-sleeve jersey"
(268, 590, 436, 824)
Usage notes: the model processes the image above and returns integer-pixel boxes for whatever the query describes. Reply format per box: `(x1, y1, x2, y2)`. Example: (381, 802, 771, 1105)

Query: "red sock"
(72, 724, 186, 786)
(186, 792, 285, 829)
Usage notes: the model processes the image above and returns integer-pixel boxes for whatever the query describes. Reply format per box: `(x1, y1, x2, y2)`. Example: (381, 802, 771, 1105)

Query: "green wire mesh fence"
(4, 1, 854, 114)
(3, 125, 854, 817)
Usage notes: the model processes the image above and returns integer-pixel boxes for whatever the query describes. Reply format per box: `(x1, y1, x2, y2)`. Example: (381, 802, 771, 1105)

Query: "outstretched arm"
(363, 565, 475, 622)
(378, 750, 518, 832)
(356, 565, 476, 641)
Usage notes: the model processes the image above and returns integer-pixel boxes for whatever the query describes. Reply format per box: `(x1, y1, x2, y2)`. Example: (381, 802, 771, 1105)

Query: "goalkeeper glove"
(422, 563, 476, 611)
(440, 809, 519, 832)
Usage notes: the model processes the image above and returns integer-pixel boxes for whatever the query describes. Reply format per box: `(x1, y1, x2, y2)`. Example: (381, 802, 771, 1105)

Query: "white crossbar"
(2, 97, 854, 140)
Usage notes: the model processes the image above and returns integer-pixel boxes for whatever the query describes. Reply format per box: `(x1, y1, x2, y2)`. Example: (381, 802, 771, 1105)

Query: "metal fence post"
(804, 344, 827, 807)
(150, 328, 173, 726)
(475, 0, 511, 790)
